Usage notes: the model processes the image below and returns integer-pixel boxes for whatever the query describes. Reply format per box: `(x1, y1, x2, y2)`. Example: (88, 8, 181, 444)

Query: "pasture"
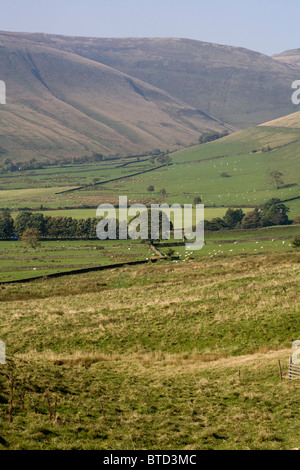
(0, 251, 299, 449)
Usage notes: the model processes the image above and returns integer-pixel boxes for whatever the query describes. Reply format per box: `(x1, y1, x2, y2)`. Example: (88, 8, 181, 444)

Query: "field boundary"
(0, 257, 164, 285)
(55, 163, 171, 194)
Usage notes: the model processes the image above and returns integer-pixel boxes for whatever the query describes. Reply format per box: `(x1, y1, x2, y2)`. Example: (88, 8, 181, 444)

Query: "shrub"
(291, 236, 300, 249)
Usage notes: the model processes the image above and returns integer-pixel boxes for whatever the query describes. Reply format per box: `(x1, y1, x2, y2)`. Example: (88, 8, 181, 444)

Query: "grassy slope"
(0, 251, 299, 449)
(1, 123, 299, 218)
(259, 110, 300, 129)
(83, 125, 300, 213)
(0, 239, 152, 283)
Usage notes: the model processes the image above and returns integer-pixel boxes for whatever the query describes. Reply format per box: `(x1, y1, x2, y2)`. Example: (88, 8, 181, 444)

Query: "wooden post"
(278, 360, 282, 381)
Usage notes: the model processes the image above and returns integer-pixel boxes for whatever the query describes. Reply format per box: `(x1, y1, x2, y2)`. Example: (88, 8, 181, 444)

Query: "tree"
(21, 228, 42, 249)
(269, 171, 284, 189)
(0, 210, 15, 239)
(147, 185, 155, 194)
(291, 236, 300, 249)
(160, 188, 167, 196)
(15, 211, 46, 236)
(129, 208, 173, 241)
(241, 209, 262, 229)
(15, 212, 33, 236)
(292, 216, 300, 225)
(261, 198, 289, 226)
(193, 196, 202, 205)
(223, 208, 244, 229)
(205, 217, 227, 231)
(156, 154, 172, 165)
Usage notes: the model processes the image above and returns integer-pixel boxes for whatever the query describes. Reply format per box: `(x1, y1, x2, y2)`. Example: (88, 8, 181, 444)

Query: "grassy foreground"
(0, 251, 299, 450)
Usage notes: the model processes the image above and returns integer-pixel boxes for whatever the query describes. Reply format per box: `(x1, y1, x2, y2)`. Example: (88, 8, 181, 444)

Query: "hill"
(273, 49, 300, 68)
(0, 32, 230, 162)
(259, 110, 300, 129)
(0, 32, 299, 163)
(16, 33, 298, 128)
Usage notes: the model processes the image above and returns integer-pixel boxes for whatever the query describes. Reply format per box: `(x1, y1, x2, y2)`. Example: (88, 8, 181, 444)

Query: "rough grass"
(0, 251, 299, 450)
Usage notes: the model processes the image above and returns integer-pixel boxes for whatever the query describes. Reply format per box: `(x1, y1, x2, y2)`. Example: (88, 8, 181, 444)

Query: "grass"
(11, 207, 251, 221)
(1, 126, 299, 220)
(0, 116, 300, 450)
(0, 251, 299, 449)
(0, 239, 153, 283)
(0, 224, 299, 283)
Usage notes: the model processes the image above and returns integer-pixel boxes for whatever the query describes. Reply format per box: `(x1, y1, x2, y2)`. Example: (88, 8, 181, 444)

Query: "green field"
(1, 121, 300, 450)
(11, 207, 253, 222)
(0, 224, 299, 283)
(1, 126, 299, 220)
(0, 239, 154, 283)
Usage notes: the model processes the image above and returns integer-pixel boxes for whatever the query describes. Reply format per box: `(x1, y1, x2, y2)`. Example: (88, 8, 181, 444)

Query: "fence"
(288, 358, 300, 380)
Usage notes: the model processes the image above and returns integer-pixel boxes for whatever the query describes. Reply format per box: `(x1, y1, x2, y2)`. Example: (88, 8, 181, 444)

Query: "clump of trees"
(149, 154, 172, 166)
(259, 198, 289, 226)
(198, 130, 229, 144)
(204, 199, 291, 232)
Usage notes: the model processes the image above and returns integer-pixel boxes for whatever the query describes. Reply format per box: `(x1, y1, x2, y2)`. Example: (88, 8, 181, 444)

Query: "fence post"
(278, 360, 282, 381)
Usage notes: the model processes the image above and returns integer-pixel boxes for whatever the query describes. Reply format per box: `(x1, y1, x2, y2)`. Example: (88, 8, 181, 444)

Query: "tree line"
(0, 199, 295, 241)
(0, 211, 99, 239)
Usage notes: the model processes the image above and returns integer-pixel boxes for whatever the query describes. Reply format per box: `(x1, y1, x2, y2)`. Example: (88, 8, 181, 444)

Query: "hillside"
(0, 32, 230, 161)
(0, 252, 300, 449)
(259, 110, 300, 129)
(0, 111, 299, 221)
(273, 49, 300, 68)
(14, 33, 298, 128)
(0, 32, 299, 163)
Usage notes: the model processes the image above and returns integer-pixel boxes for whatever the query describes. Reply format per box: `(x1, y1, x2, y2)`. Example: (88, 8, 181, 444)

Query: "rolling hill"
(0, 31, 299, 163)
(0, 32, 232, 162)
(273, 49, 300, 68)
(13, 33, 298, 128)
